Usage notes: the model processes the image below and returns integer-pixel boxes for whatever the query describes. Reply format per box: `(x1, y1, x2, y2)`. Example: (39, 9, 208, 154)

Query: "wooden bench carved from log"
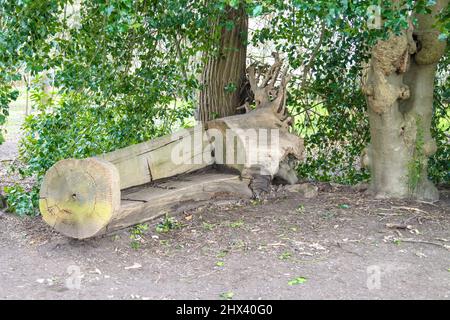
(39, 54, 304, 239)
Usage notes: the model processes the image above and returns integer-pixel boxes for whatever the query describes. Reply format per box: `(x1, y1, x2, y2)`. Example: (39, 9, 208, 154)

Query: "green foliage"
(0, 0, 63, 141)
(0, 81, 19, 143)
(288, 276, 307, 285)
(216, 261, 225, 267)
(217, 250, 228, 258)
(278, 251, 292, 260)
(202, 222, 216, 231)
(252, 0, 374, 184)
(129, 223, 149, 249)
(227, 219, 244, 228)
(219, 291, 234, 300)
(19, 86, 193, 178)
(0, 0, 448, 221)
(251, 0, 448, 185)
(429, 51, 450, 185)
(434, 0, 450, 40)
(3, 185, 39, 216)
(156, 214, 182, 233)
(408, 118, 425, 193)
(0, 0, 213, 216)
(0, 0, 218, 146)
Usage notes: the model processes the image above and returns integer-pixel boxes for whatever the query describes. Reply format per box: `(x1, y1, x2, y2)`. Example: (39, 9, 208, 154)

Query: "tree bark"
(362, 0, 448, 201)
(198, 5, 248, 122)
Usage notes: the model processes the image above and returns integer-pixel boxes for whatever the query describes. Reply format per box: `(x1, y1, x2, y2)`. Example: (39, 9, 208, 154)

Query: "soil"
(0, 140, 449, 300)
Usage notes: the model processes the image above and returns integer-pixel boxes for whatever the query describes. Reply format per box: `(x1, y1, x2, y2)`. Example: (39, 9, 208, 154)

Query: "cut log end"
(39, 158, 121, 239)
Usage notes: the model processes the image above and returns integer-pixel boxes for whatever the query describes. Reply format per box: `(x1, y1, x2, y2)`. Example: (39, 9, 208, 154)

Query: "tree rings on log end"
(39, 158, 120, 239)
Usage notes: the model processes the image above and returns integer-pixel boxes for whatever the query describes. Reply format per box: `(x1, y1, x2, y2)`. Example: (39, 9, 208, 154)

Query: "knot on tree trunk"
(362, 27, 417, 115)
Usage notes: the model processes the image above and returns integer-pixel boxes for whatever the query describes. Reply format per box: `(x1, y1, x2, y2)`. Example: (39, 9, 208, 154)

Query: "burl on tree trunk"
(39, 55, 303, 239)
(361, 0, 447, 201)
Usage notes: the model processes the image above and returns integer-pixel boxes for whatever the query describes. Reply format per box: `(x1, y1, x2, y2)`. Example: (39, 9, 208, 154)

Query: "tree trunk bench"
(39, 55, 304, 239)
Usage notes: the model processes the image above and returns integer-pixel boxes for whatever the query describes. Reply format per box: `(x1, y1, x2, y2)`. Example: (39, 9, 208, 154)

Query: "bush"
(5, 85, 194, 216)
(3, 185, 39, 216)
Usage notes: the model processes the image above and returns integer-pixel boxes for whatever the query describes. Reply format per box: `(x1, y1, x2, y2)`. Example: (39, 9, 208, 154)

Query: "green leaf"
(288, 277, 307, 285)
(224, 20, 235, 31)
(279, 252, 292, 260)
(252, 5, 263, 17)
(220, 291, 234, 300)
(438, 33, 447, 42)
(228, 0, 240, 9)
(105, 5, 114, 16)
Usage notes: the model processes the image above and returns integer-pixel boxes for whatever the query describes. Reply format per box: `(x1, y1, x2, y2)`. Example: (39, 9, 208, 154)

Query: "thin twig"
(391, 206, 431, 215)
(414, 200, 439, 207)
(396, 238, 450, 250)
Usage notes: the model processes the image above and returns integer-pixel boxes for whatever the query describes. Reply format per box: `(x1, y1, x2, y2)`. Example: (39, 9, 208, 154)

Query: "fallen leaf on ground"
(288, 277, 307, 285)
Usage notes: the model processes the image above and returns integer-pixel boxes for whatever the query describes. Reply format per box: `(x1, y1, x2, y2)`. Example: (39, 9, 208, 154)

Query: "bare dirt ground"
(0, 117, 449, 300)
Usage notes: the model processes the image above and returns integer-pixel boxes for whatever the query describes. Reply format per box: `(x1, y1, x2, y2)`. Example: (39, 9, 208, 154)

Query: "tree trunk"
(40, 160, 252, 239)
(362, 0, 447, 201)
(198, 5, 248, 122)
